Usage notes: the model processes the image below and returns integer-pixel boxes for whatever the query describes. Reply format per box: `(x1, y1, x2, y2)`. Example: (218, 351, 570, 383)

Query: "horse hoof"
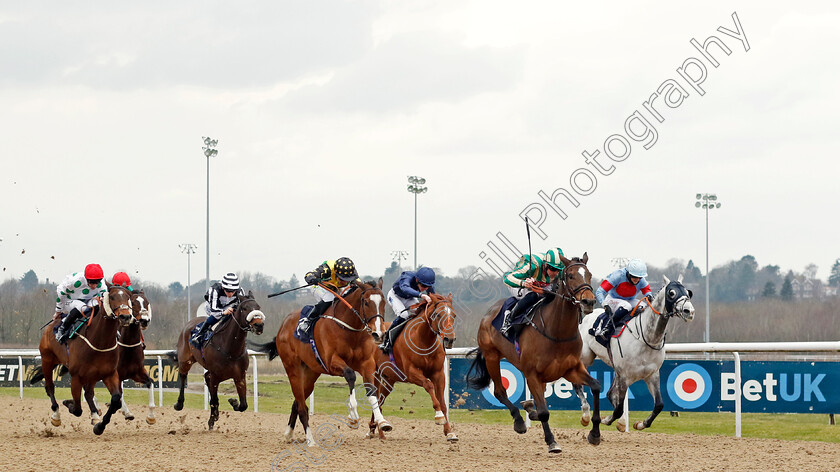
(435, 416, 446, 426)
(93, 423, 105, 436)
(228, 398, 239, 410)
(587, 431, 601, 446)
(446, 433, 459, 442)
(125, 415, 135, 421)
(520, 400, 534, 412)
(548, 442, 562, 453)
(378, 421, 392, 432)
(580, 417, 590, 427)
(513, 417, 527, 434)
(347, 418, 360, 430)
(616, 421, 626, 433)
(633, 421, 645, 430)
(50, 418, 61, 427)
(173, 403, 183, 411)
(146, 417, 156, 425)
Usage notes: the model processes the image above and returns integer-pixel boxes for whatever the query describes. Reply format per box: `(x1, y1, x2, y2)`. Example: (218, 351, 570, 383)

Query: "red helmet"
(84, 263, 104, 280)
(112, 271, 131, 287)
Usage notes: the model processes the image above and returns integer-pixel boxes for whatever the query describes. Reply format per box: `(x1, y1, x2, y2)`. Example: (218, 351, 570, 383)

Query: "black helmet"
(334, 257, 358, 282)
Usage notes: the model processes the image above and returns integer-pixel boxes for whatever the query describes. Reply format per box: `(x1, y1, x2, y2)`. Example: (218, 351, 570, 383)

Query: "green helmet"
(543, 248, 565, 271)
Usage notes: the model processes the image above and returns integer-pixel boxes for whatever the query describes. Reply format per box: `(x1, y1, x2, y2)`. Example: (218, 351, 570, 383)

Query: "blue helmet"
(416, 267, 436, 287)
(626, 259, 648, 278)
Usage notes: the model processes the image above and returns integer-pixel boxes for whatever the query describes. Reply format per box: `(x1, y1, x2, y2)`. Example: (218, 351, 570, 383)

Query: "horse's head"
(130, 289, 152, 329)
(236, 291, 265, 335)
(656, 275, 695, 321)
(557, 252, 596, 314)
(419, 293, 457, 349)
(358, 278, 387, 343)
(104, 286, 134, 326)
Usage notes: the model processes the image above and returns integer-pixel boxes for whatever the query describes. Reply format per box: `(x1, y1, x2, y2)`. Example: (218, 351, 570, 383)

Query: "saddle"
(588, 309, 634, 349)
(53, 314, 89, 341)
(492, 297, 546, 343)
(189, 317, 229, 348)
(293, 305, 317, 342)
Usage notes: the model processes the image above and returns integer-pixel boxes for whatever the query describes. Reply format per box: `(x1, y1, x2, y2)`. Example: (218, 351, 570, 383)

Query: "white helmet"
(221, 272, 240, 290)
(626, 259, 648, 278)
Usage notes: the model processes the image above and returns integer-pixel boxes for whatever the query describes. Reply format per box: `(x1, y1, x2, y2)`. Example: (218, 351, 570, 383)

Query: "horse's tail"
(164, 350, 178, 363)
(247, 340, 278, 361)
(28, 365, 44, 385)
(466, 347, 492, 390)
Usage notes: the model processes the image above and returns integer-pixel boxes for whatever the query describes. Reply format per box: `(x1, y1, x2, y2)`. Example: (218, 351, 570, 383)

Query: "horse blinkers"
(663, 281, 695, 321)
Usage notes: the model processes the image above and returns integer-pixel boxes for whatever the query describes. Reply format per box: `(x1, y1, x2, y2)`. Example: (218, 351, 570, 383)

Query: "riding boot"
(611, 306, 630, 324)
(502, 292, 539, 337)
(298, 300, 330, 334)
(56, 308, 84, 344)
(379, 316, 408, 353)
(191, 317, 217, 345)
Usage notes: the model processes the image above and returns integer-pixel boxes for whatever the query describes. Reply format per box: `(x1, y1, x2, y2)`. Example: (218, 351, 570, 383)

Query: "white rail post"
(252, 355, 258, 413)
(734, 352, 741, 438)
(157, 356, 163, 407)
(204, 367, 209, 410)
(622, 390, 630, 433)
(18, 356, 23, 399)
(524, 385, 531, 429)
(309, 390, 315, 415)
(444, 356, 450, 410)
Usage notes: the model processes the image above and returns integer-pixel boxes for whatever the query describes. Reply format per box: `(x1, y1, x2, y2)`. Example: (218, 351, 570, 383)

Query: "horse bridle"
(228, 298, 261, 332)
(630, 282, 692, 351)
(422, 298, 456, 338)
(322, 285, 382, 333)
(531, 261, 594, 343)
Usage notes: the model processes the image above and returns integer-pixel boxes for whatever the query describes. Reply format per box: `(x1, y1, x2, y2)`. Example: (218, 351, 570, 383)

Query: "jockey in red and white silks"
(595, 259, 653, 315)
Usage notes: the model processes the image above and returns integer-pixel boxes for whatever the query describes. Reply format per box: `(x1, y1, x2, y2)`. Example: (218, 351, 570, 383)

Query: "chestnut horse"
(368, 292, 458, 441)
(32, 285, 133, 435)
(250, 279, 389, 447)
(467, 253, 603, 453)
(114, 288, 155, 423)
(172, 291, 265, 430)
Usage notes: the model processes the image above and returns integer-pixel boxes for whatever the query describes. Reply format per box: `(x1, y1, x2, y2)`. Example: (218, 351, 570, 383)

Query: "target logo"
(667, 363, 713, 409)
(481, 361, 525, 407)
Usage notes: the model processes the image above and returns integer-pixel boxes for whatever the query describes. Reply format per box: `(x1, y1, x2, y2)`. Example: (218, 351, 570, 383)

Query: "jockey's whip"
(39, 317, 55, 331)
(267, 283, 313, 298)
(525, 216, 535, 272)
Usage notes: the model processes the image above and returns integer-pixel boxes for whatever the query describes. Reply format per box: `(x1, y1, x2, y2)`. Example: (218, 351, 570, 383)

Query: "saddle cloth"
(491, 297, 544, 343)
(292, 305, 328, 372)
(190, 316, 229, 348)
(588, 309, 632, 349)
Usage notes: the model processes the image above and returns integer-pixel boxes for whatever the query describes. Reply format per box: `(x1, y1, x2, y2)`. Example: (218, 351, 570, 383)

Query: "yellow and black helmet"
(334, 257, 358, 282)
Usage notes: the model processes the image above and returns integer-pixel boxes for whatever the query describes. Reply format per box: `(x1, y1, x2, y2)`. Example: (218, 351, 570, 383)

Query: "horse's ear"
(105, 281, 113, 289)
(558, 254, 571, 266)
(688, 289, 694, 298)
(248, 290, 254, 298)
(582, 252, 589, 264)
(678, 274, 684, 283)
(663, 275, 670, 284)
(377, 277, 383, 289)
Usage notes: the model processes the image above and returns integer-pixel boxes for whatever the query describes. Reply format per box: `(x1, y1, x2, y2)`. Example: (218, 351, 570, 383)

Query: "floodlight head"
(695, 202, 701, 208)
(696, 194, 701, 200)
(715, 203, 721, 208)
(708, 194, 717, 201)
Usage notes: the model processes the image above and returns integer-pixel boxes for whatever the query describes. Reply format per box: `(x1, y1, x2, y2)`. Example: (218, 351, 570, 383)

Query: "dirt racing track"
(3, 397, 837, 472)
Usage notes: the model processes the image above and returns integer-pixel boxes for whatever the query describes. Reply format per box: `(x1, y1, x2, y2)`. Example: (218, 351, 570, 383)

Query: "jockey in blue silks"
(380, 267, 436, 353)
(593, 259, 653, 337)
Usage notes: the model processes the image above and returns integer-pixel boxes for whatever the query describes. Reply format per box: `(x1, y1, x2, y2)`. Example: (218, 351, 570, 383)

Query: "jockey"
(500, 248, 565, 337)
(190, 272, 245, 345)
(379, 267, 436, 353)
(297, 257, 359, 333)
(111, 271, 134, 291)
(55, 263, 107, 344)
(593, 259, 653, 337)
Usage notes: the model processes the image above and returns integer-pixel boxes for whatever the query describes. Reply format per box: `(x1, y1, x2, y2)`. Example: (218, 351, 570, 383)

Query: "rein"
(204, 298, 262, 361)
(529, 261, 593, 344)
(318, 283, 377, 333)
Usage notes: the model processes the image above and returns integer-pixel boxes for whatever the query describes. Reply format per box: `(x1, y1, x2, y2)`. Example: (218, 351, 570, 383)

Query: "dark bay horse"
(467, 253, 603, 453)
(574, 275, 695, 432)
(368, 293, 458, 441)
(250, 279, 388, 447)
(172, 291, 265, 430)
(114, 288, 155, 423)
(32, 286, 133, 435)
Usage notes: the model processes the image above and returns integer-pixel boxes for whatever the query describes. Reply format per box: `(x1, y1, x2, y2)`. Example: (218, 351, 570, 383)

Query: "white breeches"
(387, 288, 419, 321)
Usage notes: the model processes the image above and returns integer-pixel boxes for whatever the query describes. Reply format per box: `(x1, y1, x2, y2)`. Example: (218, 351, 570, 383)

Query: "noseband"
(557, 261, 595, 308)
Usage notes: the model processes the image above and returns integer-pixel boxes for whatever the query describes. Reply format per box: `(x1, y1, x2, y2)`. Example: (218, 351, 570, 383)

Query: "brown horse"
(467, 253, 603, 453)
(368, 292, 458, 441)
(172, 291, 265, 430)
(250, 279, 389, 447)
(31, 285, 133, 435)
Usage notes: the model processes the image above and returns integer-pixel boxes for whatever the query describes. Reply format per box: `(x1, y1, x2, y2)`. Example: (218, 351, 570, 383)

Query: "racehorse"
(250, 279, 389, 447)
(574, 275, 695, 432)
(367, 293, 458, 442)
(467, 253, 604, 453)
(172, 291, 265, 430)
(31, 285, 133, 435)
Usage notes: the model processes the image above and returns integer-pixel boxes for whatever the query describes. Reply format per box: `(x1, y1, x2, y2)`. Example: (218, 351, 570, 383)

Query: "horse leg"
(603, 375, 629, 432)
(63, 375, 84, 417)
(83, 383, 102, 425)
(228, 374, 248, 412)
(297, 367, 321, 447)
(144, 376, 157, 425)
(41, 360, 62, 426)
(564, 362, 602, 446)
(205, 371, 221, 431)
(93, 372, 122, 436)
(521, 377, 559, 453)
(634, 372, 663, 430)
(367, 373, 391, 440)
(341, 366, 361, 429)
(359, 359, 391, 433)
(573, 383, 592, 426)
(484, 350, 526, 434)
(173, 361, 192, 411)
(430, 370, 457, 442)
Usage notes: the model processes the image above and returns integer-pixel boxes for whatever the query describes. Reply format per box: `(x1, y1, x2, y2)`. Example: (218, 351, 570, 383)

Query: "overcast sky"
(1, 1, 838, 288)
